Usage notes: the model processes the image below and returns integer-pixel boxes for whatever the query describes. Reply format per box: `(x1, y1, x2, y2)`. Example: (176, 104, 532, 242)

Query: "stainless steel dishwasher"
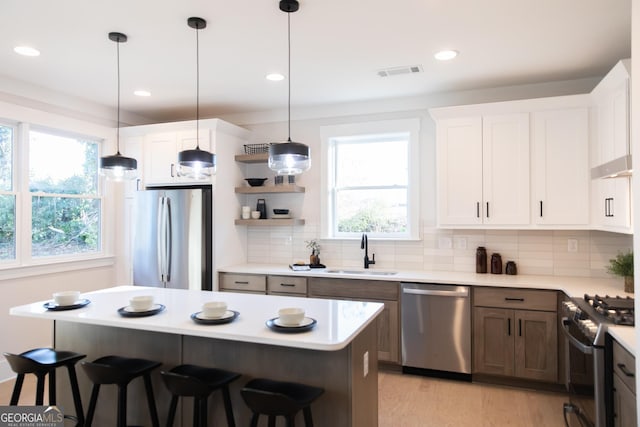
(401, 282, 471, 380)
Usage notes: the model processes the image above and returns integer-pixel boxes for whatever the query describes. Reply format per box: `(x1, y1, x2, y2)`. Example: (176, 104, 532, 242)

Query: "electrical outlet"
(454, 237, 467, 250)
(363, 351, 369, 377)
(567, 239, 578, 253)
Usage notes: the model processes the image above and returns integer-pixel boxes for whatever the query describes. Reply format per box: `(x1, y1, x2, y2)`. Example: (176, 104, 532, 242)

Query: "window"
(0, 124, 15, 260)
(320, 119, 420, 239)
(0, 122, 103, 265)
(29, 129, 101, 257)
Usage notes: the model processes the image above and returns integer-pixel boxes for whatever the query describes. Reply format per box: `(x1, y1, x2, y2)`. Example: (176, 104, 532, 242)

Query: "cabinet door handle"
(519, 318, 522, 337)
(507, 318, 511, 336)
(486, 202, 489, 218)
(234, 281, 249, 285)
(617, 363, 635, 378)
(505, 297, 525, 302)
(476, 202, 480, 218)
(279, 283, 296, 287)
(539, 201, 543, 217)
(170, 163, 175, 177)
(609, 198, 614, 217)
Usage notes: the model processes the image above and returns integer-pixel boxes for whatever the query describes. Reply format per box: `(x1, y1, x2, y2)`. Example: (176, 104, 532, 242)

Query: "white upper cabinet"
(431, 94, 591, 229)
(435, 113, 529, 226)
(590, 59, 632, 233)
(531, 108, 590, 226)
(144, 129, 211, 185)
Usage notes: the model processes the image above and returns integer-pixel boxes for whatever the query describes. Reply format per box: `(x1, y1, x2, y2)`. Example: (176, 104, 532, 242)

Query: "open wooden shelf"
(235, 185, 305, 194)
(234, 219, 305, 226)
(235, 153, 269, 163)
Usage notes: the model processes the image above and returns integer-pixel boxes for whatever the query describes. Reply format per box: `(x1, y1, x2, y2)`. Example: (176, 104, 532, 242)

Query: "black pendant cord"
(287, 11, 292, 143)
(115, 38, 121, 155)
(195, 23, 200, 150)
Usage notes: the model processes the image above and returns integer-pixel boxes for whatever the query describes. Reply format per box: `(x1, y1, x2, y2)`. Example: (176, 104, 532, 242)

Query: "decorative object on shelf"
(475, 246, 487, 274)
(306, 239, 321, 266)
(268, 0, 311, 176)
(607, 250, 634, 293)
(99, 32, 138, 181)
(176, 17, 216, 179)
(505, 261, 517, 275)
(245, 178, 268, 187)
(256, 198, 267, 219)
(241, 206, 251, 219)
(490, 253, 502, 274)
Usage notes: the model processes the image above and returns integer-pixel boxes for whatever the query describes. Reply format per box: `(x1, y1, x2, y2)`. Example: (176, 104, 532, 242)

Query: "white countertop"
(10, 286, 384, 352)
(220, 263, 637, 355)
(219, 264, 633, 298)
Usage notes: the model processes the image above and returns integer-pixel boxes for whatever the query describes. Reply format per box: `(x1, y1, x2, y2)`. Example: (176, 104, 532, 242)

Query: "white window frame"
(320, 118, 420, 240)
(0, 118, 109, 270)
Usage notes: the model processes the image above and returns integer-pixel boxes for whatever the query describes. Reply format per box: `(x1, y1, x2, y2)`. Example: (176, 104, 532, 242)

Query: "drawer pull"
(280, 283, 296, 287)
(617, 363, 635, 378)
(234, 281, 249, 285)
(505, 297, 525, 302)
(507, 318, 511, 336)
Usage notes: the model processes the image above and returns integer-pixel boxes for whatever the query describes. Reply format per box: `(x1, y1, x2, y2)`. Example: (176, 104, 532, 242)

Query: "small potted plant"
(306, 239, 321, 266)
(607, 250, 634, 293)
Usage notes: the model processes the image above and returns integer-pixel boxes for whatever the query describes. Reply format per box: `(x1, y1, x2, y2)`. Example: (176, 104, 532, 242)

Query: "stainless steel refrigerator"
(133, 186, 212, 290)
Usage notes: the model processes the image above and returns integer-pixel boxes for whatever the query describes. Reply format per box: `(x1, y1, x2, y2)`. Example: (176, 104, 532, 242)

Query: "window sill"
(0, 255, 116, 281)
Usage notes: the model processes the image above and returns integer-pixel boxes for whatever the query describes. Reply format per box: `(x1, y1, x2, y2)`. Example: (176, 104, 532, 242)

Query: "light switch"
(567, 239, 578, 253)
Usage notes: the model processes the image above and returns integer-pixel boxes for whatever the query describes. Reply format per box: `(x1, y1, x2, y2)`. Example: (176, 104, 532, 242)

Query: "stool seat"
(4, 348, 85, 426)
(161, 364, 240, 427)
(82, 355, 161, 427)
(241, 378, 324, 427)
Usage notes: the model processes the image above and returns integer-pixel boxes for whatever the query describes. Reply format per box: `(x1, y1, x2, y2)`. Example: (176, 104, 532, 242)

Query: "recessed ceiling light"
(266, 73, 285, 81)
(434, 50, 458, 61)
(134, 90, 151, 97)
(14, 46, 40, 57)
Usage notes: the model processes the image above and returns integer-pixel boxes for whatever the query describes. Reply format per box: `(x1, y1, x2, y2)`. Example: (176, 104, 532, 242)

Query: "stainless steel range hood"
(590, 154, 632, 179)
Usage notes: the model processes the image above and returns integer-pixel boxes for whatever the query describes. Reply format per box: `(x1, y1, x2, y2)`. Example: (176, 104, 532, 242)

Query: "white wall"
(0, 99, 123, 382)
(236, 81, 633, 277)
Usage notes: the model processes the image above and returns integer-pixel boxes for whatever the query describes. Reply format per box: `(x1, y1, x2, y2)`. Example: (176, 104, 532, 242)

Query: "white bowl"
(278, 307, 305, 326)
(53, 291, 80, 306)
(251, 211, 261, 219)
(129, 295, 154, 311)
(202, 301, 227, 318)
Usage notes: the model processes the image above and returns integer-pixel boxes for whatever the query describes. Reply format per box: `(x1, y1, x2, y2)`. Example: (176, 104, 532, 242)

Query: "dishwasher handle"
(402, 288, 469, 298)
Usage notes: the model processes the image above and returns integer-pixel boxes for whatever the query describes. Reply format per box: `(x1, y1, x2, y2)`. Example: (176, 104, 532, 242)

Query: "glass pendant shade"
(100, 153, 138, 181)
(268, 141, 310, 176)
(177, 16, 216, 180)
(268, 0, 311, 176)
(176, 148, 216, 179)
(100, 31, 138, 181)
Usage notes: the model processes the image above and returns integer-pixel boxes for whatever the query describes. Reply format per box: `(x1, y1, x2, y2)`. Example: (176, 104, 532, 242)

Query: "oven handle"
(561, 317, 593, 355)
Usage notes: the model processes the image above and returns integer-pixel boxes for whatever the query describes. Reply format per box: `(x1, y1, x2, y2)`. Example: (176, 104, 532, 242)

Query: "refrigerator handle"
(157, 196, 166, 283)
(165, 197, 172, 282)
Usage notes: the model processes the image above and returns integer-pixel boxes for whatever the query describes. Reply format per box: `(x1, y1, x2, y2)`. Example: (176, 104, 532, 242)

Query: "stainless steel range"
(561, 294, 634, 427)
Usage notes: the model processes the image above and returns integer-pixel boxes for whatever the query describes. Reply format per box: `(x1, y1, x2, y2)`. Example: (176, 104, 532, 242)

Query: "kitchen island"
(10, 286, 383, 426)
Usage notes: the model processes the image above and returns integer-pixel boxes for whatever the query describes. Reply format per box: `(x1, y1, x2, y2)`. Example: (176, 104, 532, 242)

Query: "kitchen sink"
(324, 269, 398, 276)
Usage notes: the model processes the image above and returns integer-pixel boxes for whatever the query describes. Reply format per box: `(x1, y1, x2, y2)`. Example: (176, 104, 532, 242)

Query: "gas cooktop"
(583, 294, 635, 326)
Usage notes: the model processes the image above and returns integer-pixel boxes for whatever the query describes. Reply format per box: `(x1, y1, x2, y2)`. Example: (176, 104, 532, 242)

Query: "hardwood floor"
(1, 371, 568, 426)
(379, 371, 568, 427)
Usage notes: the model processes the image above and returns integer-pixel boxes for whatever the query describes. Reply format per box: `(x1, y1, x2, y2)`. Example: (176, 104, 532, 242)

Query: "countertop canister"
(476, 247, 487, 274)
(491, 253, 502, 274)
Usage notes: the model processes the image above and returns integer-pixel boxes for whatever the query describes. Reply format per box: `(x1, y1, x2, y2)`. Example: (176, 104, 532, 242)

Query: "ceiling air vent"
(377, 65, 423, 78)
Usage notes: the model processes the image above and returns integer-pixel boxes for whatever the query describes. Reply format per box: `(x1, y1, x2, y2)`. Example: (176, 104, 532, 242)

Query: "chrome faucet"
(361, 233, 375, 269)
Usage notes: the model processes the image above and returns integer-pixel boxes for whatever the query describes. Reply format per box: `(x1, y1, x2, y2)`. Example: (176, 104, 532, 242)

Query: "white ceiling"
(0, 0, 631, 123)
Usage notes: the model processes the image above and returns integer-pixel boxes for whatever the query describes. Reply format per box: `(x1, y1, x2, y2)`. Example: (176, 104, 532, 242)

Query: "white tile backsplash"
(244, 224, 632, 278)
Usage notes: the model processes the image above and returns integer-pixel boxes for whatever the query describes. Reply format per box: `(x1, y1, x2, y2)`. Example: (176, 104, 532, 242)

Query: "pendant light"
(177, 17, 216, 179)
(100, 32, 138, 181)
(268, 0, 311, 176)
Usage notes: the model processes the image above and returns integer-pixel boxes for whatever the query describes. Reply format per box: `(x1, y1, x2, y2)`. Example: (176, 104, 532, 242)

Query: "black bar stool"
(240, 378, 324, 427)
(81, 355, 161, 427)
(160, 364, 240, 427)
(4, 348, 85, 425)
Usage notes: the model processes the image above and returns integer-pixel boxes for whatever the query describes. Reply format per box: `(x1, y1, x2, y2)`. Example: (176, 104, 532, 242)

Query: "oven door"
(561, 317, 601, 427)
